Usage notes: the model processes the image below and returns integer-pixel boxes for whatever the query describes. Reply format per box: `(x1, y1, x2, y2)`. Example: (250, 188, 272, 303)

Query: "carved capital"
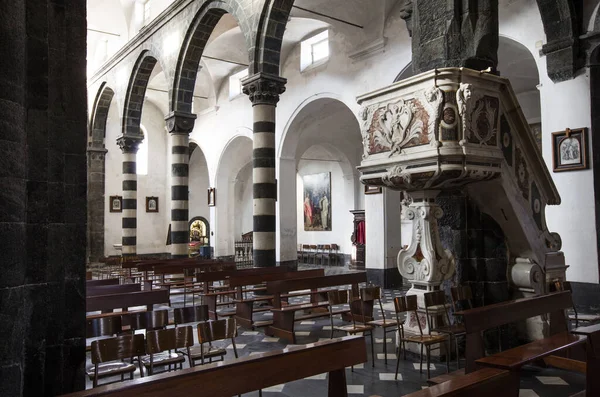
(399, 0, 413, 36)
(242, 73, 287, 106)
(165, 111, 197, 134)
(116, 134, 143, 154)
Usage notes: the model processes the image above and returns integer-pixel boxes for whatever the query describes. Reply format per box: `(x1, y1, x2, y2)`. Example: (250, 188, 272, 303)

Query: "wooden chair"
(142, 326, 194, 375)
(308, 245, 318, 264)
(87, 333, 146, 387)
(550, 279, 579, 327)
(173, 305, 210, 326)
(86, 316, 123, 339)
(425, 290, 463, 369)
(123, 309, 168, 334)
(327, 289, 375, 367)
(365, 286, 399, 364)
(394, 295, 449, 379)
(194, 318, 239, 365)
(330, 244, 340, 265)
(301, 244, 311, 264)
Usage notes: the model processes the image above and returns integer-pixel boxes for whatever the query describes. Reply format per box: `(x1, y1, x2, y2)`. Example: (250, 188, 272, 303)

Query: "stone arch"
(250, 0, 295, 75)
(589, 45, 600, 279)
(172, 0, 248, 113)
(88, 82, 116, 263)
(536, 0, 583, 82)
(278, 94, 363, 263)
(122, 50, 165, 136)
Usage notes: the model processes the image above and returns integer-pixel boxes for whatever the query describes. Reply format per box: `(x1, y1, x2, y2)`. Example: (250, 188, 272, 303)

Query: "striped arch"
(89, 82, 115, 148)
(250, 0, 295, 75)
(172, 0, 249, 113)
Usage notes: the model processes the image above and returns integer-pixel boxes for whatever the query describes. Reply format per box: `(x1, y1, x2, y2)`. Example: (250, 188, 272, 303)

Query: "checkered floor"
(85, 266, 586, 396)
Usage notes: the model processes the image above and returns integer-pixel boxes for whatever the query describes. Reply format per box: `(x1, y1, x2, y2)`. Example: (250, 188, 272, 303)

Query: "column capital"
(116, 134, 143, 154)
(241, 73, 287, 106)
(165, 111, 197, 134)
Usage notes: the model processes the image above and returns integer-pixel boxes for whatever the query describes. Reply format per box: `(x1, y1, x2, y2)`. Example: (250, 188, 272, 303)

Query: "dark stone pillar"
(87, 147, 107, 263)
(0, 0, 87, 394)
(410, 0, 499, 74)
(116, 136, 142, 258)
(242, 73, 286, 267)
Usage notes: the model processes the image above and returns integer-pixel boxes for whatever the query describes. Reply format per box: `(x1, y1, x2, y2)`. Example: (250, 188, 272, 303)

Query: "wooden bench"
(265, 272, 370, 343)
(86, 289, 169, 313)
(86, 279, 119, 287)
(429, 291, 585, 388)
(200, 267, 295, 320)
(63, 336, 367, 397)
(229, 268, 325, 329)
(86, 283, 141, 297)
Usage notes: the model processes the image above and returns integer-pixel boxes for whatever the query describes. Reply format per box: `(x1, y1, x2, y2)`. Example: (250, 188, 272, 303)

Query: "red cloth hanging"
(356, 220, 366, 245)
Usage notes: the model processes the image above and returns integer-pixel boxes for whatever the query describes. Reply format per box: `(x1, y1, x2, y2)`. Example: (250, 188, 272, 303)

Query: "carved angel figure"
(456, 83, 472, 117)
(382, 165, 413, 189)
(421, 86, 444, 144)
(359, 105, 376, 159)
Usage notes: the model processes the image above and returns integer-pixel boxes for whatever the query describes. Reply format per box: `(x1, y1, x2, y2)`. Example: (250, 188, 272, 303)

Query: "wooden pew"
(429, 291, 584, 387)
(86, 283, 141, 297)
(200, 267, 293, 320)
(230, 268, 325, 329)
(265, 272, 370, 343)
(63, 336, 367, 397)
(571, 323, 600, 396)
(86, 289, 169, 313)
(86, 279, 119, 287)
(402, 367, 518, 397)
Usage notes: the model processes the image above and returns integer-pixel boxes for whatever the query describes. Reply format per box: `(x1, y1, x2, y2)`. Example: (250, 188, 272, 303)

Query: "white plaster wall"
(189, 147, 210, 223)
(365, 189, 402, 270)
(296, 159, 355, 255)
(234, 162, 253, 238)
(104, 102, 125, 256)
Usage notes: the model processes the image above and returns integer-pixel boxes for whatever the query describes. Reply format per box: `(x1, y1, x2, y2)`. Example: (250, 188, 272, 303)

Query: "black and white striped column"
(242, 73, 286, 267)
(165, 112, 197, 258)
(117, 136, 142, 257)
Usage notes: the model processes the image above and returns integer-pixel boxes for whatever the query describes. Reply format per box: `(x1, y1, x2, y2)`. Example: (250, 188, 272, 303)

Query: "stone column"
(165, 111, 197, 258)
(408, 0, 499, 74)
(87, 146, 108, 263)
(117, 135, 142, 257)
(242, 73, 286, 267)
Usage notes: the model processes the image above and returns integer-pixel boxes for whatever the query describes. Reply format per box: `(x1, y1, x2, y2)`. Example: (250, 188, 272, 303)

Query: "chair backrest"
(302, 244, 310, 250)
(450, 285, 474, 312)
(331, 244, 339, 251)
(197, 318, 237, 344)
(146, 326, 194, 354)
(91, 333, 146, 364)
(361, 286, 383, 321)
(125, 309, 169, 333)
(424, 290, 451, 333)
(394, 295, 423, 335)
(174, 305, 209, 326)
(327, 290, 349, 306)
(87, 316, 122, 338)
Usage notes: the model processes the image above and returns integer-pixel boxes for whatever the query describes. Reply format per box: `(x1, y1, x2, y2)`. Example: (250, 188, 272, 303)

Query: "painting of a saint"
(559, 137, 581, 165)
(302, 172, 331, 231)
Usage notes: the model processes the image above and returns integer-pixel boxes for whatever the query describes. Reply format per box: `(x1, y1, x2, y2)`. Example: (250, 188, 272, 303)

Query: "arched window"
(137, 125, 148, 175)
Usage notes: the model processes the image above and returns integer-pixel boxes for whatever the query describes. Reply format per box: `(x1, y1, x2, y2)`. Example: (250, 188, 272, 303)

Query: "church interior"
(3, 0, 600, 396)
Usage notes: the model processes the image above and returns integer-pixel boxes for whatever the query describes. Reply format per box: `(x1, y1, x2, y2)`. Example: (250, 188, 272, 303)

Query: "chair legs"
(369, 331, 375, 368)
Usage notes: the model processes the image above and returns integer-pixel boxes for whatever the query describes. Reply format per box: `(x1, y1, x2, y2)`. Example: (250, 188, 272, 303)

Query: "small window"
(137, 126, 148, 175)
(143, 0, 152, 25)
(229, 68, 249, 100)
(301, 30, 329, 71)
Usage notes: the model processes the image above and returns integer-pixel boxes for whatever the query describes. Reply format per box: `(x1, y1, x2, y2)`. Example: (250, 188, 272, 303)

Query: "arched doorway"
(188, 216, 211, 257)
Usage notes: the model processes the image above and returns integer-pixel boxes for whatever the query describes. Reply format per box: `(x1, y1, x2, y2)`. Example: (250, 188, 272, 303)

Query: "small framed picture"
(207, 187, 216, 207)
(146, 196, 159, 213)
(110, 196, 122, 213)
(552, 128, 588, 172)
(364, 185, 382, 195)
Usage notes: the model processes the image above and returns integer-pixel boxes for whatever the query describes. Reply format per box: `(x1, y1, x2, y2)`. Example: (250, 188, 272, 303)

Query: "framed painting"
(364, 185, 382, 195)
(109, 195, 122, 213)
(302, 172, 331, 231)
(146, 196, 159, 213)
(207, 187, 216, 207)
(552, 128, 588, 172)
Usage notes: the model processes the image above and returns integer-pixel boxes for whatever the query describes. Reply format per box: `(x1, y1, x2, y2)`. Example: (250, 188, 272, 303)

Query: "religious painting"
(207, 187, 216, 206)
(303, 172, 331, 231)
(109, 195, 122, 213)
(364, 185, 382, 195)
(146, 196, 159, 213)
(552, 128, 588, 172)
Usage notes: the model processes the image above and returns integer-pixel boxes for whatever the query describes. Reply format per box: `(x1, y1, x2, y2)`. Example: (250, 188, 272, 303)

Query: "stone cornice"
(241, 73, 287, 106)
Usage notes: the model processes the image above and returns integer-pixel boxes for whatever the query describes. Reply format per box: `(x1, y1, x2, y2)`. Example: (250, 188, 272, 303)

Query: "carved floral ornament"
(359, 86, 444, 159)
(456, 83, 499, 146)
